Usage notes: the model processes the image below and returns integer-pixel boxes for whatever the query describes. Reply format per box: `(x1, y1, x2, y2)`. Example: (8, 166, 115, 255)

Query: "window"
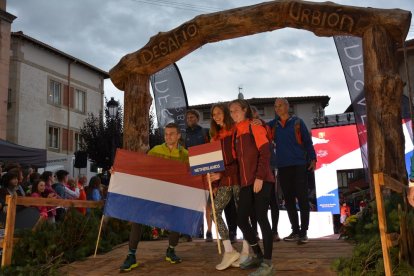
(48, 126, 60, 149)
(202, 111, 210, 120)
(74, 89, 85, 112)
(257, 107, 265, 117)
(74, 132, 83, 152)
(49, 80, 61, 105)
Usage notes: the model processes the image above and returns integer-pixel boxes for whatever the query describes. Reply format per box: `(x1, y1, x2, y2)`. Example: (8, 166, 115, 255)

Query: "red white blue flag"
(104, 149, 208, 236)
(188, 141, 224, 176)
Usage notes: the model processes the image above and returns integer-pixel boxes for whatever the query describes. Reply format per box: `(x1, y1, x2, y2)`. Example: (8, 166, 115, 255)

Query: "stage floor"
(60, 235, 353, 275)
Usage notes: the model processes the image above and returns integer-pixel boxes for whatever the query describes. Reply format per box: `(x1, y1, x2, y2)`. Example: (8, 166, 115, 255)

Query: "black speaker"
(74, 151, 87, 168)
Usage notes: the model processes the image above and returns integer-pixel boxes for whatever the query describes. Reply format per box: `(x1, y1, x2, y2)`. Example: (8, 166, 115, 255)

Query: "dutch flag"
(104, 149, 208, 236)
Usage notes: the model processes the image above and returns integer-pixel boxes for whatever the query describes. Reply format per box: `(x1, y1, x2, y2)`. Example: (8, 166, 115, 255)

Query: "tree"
(80, 98, 123, 171)
(149, 110, 163, 149)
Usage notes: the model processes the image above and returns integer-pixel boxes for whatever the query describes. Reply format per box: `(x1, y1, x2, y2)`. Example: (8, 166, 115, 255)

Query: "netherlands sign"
(188, 141, 224, 176)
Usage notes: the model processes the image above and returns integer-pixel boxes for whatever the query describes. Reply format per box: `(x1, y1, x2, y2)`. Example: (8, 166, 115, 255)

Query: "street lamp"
(106, 97, 119, 166)
(107, 97, 119, 118)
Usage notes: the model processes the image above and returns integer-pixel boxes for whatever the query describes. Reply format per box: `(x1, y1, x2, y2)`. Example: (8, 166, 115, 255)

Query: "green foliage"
(79, 97, 123, 171)
(0, 208, 131, 275)
(332, 194, 414, 275)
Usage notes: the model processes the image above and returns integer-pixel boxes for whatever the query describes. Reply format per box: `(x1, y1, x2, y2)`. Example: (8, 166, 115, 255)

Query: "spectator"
(0, 172, 24, 212)
(87, 176, 102, 201)
(340, 202, 351, 225)
(40, 171, 57, 195)
(77, 175, 88, 215)
(31, 179, 56, 223)
(53, 170, 79, 199)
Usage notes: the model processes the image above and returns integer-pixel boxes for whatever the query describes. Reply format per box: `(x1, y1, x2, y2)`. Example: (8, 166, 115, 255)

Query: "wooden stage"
(60, 235, 353, 275)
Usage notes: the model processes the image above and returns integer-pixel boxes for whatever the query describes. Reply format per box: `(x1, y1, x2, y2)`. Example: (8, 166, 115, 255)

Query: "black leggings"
(129, 222, 180, 250)
(279, 165, 310, 232)
(237, 182, 273, 260)
(250, 182, 279, 235)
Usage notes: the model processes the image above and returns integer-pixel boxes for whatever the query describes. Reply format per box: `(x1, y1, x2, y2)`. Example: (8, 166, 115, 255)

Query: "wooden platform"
(60, 235, 353, 275)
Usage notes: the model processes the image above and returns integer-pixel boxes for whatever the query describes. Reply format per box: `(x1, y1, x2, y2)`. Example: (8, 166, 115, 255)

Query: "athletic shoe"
(230, 232, 237, 244)
(120, 254, 138, 272)
(240, 255, 263, 270)
(165, 247, 182, 264)
(216, 251, 240, 270)
(283, 232, 299, 242)
(248, 262, 275, 276)
(231, 253, 249, 267)
(298, 230, 308, 244)
(205, 231, 213, 242)
(273, 233, 281, 242)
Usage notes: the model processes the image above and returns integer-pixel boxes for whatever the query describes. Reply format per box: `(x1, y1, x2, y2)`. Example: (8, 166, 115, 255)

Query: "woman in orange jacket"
(208, 103, 241, 270)
(229, 99, 275, 275)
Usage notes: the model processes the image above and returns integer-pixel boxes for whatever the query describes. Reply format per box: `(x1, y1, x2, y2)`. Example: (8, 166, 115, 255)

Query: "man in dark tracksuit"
(268, 98, 316, 244)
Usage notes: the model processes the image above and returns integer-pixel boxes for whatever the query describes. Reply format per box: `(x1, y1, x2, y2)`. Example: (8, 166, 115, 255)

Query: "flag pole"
(207, 172, 221, 254)
(94, 215, 105, 257)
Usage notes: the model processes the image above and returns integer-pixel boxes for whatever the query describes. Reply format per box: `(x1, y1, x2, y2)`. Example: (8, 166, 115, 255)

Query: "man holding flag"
(119, 122, 188, 272)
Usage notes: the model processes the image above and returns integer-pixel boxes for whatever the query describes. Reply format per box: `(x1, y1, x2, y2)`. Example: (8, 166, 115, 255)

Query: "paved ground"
(60, 235, 353, 276)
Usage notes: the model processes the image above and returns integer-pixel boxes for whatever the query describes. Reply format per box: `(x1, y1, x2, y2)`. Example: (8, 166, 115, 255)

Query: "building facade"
(7, 31, 109, 163)
(0, 0, 15, 140)
(190, 95, 330, 130)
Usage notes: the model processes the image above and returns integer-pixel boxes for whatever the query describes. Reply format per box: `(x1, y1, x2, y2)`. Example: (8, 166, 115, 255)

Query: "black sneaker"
(283, 231, 299, 242)
(273, 232, 281, 242)
(120, 254, 138, 272)
(298, 230, 308, 244)
(206, 231, 213, 242)
(165, 247, 182, 264)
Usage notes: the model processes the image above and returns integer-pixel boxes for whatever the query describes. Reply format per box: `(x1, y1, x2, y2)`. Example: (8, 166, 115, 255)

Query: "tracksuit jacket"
(267, 116, 316, 168)
(232, 120, 275, 187)
(211, 127, 239, 187)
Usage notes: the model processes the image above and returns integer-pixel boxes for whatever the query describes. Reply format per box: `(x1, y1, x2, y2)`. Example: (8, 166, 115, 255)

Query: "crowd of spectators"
(0, 162, 106, 226)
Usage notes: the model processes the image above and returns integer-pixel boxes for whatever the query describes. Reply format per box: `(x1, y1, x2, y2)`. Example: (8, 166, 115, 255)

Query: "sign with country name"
(188, 141, 224, 176)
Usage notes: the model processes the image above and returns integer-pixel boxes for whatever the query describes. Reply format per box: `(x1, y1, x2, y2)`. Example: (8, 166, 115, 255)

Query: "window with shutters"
(48, 126, 60, 149)
(74, 89, 86, 113)
(48, 80, 62, 105)
(61, 128, 74, 152)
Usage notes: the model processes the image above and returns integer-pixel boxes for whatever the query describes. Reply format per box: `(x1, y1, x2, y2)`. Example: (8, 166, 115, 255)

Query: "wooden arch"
(110, 0, 411, 187)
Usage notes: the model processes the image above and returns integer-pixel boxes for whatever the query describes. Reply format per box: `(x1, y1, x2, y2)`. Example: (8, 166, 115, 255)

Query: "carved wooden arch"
(110, 0, 411, 181)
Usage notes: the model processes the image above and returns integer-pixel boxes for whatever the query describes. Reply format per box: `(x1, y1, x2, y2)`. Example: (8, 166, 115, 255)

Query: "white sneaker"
(216, 251, 240, 271)
(231, 253, 249, 268)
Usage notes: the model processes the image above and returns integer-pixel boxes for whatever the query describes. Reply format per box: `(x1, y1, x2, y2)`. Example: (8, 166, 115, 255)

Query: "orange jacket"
(232, 120, 275, 187)
(211, 127, 239, 187)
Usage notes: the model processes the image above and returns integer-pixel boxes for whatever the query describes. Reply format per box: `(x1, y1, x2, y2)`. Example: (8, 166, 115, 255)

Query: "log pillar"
(363, 25, 406, 182)
(122, 74, 152, 152)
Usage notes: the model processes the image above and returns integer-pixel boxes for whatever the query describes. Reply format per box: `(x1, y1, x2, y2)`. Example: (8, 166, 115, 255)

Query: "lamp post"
(107, 97, 119, 166)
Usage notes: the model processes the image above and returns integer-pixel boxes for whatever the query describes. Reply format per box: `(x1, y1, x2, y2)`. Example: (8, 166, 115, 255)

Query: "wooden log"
(109, 0, 411, 90)
(382, 173, 408, 194)
(363, 26, 406, 183)
(373, 173, 392, 276)
(2, 195, 17, 267)
(122, 74, 152, 152)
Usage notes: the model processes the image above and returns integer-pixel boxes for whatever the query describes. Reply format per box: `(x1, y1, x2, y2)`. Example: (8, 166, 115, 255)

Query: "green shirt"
(148, 143, 188, 163)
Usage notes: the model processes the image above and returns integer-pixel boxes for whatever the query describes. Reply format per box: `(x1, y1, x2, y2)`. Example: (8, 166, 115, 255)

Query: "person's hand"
(408, 186, 414, 207)
(109, 166, 114, 175)
(250, 119, 263, 126)
(253, 178, 263, 193)
(308, 160, 316, 171)
(209, 172, 222, 182)
(48, 193, 57, 198)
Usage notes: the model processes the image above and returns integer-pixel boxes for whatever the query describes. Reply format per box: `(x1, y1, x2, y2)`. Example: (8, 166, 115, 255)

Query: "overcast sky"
(7, 0, 414, 115)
